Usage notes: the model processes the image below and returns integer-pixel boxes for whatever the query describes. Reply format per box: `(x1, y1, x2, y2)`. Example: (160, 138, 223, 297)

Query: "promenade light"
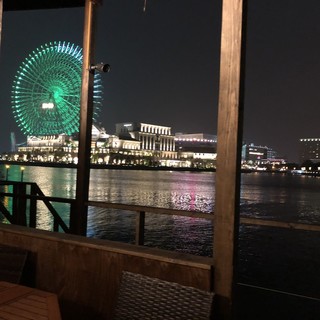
(5, 165, 10, 181)
(20, 166, 25, 182)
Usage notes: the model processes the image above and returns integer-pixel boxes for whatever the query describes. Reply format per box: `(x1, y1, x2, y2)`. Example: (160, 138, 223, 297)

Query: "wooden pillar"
(12, 184, 27, 226)
(72, 0, 100, 235)
(135, 211, 145, 245)
(29, 183, 37, 228)
(213, 0, 247, 318)
(0, 0, 3, 52)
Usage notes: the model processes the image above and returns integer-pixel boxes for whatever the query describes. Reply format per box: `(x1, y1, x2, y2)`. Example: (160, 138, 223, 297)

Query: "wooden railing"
(1, 181, 320, 243)
(0, 181, 71, 233)
(1, 180, 320, 315)
(86, 200, 214, 246)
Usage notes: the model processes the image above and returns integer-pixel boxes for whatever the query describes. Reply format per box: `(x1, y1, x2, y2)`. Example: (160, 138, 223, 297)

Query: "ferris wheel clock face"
(11, 41, 102, 136)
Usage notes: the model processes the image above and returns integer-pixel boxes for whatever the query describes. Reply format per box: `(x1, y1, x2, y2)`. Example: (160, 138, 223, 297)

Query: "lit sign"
(42, 102, 54, 109)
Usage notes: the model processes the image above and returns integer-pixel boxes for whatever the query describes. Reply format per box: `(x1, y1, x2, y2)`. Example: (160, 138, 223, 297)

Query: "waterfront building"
(91, 123, 109, 141)
(12, 121, 288, 170)
(16, 125, 106, 163)
(299, 138, 320, 163)
(242, 143, 268, 163)
(175, 133, 217, 168)
(15, 122, 178, 166)
(94, 135, 142, 165)
(17, 134, 72, 162)
(115, 122, 177, 161)
(241, 143, 286, 171)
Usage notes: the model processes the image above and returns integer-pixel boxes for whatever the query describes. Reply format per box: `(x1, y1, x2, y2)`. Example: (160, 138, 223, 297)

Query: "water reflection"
(240, 173, 320, 223)
(2, 165, 319, 297)
(1, 165, 320, 253)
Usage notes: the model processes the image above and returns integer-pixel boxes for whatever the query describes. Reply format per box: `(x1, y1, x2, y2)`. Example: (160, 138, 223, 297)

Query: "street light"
(5, 165, 10, 181)
(20, 167, 25, 182)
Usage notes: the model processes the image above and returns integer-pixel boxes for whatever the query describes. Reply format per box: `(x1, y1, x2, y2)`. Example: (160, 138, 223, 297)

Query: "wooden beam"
(0, 0, 3, 53)
(135, 211, 145, 245)
(241, 217, 320, 232)
(73, 0, 99, 235)
(213, 0, 247, 318)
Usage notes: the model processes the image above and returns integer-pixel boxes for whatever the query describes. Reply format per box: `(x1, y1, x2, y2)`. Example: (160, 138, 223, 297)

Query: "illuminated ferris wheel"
(11, 41, 102, 136)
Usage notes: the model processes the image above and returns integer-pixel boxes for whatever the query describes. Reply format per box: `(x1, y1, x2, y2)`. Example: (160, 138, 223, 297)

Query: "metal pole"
(213, 0, 247, 318)
(72, 0, 100, 235)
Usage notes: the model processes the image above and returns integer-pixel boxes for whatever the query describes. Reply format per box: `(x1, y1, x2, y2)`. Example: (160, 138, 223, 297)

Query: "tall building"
(299, 138, 320, 163)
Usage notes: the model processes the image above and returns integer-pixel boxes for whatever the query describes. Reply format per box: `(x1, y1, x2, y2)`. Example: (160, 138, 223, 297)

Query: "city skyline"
(2, 117, 286, 164)
(1, 1, 320, 162)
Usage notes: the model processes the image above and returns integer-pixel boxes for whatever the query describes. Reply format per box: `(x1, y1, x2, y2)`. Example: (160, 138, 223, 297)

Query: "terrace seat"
(113, 271, 214, 320)
(0, 244, 28, 284)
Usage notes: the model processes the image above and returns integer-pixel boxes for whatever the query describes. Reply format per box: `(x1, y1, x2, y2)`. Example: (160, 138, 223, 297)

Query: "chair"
(0, 244, 28, 284)
(113, 271, 214, 320)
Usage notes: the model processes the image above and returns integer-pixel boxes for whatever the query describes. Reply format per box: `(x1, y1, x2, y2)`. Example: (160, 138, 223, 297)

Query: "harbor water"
(1, 165, 320, 302)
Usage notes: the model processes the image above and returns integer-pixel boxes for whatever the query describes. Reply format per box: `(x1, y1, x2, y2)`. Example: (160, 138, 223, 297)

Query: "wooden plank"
(8, 301, 47, 316)
(0, 309, 26, 320)
(240, 217, 320, 232)
(0, 305, 47, 320)
(0, 281, 14, 290)
(0, 282, 61, 320)
(0, 285, 33, 304)
(87, 200, 214, 220)
(213, 0, 246, 318)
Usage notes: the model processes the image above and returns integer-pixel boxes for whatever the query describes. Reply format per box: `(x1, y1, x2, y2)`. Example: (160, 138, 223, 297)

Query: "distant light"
(42, 102, 54, 109)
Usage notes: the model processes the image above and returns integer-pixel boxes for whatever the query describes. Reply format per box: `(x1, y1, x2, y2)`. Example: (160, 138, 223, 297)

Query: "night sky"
(1, 0, 320, 163)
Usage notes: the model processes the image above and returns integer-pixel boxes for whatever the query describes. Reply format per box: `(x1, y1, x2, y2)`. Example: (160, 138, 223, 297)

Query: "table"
(0, 281, 61, 320)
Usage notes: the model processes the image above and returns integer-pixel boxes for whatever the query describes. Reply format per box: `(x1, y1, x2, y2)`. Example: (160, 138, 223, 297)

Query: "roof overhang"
(3, 0, 85, 11)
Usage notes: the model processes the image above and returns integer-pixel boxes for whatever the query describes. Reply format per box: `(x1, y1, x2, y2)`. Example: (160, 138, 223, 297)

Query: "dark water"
(1, 165, 320, 301)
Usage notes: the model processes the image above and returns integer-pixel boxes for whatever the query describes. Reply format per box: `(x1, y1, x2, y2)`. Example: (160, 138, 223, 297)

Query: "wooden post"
(72, 0, 100, 235)
(0, 0, 3, 52)
(135, 211, 145, 245)
(12, 183, 27, 226)
(213, 0, 247, 318)
(29, 183, 37, 228)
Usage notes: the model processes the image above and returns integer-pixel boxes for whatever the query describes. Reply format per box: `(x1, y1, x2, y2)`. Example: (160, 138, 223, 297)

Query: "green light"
(11, 41, 103, 136)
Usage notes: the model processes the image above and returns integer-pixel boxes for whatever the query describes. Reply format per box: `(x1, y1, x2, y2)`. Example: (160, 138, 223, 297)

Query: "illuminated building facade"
(242, 143, 285, 167)
(242, 143, 268, 163)
(115, 122, 176, 160)
(175, 133, 217, 151)
(299, 138, 320, 163)
(175, 133, 217, 167)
